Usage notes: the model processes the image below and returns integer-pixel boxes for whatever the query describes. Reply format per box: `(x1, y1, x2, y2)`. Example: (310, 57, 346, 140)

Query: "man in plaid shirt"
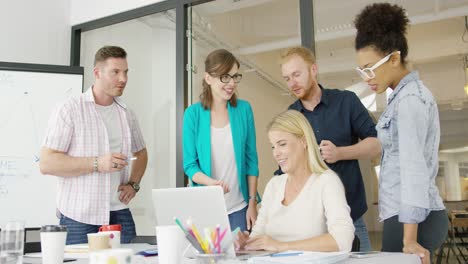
(40, 46, 148, 244)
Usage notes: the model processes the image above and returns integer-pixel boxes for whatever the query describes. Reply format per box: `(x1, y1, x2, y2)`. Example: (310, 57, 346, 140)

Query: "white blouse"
(251, 169, 355, 252)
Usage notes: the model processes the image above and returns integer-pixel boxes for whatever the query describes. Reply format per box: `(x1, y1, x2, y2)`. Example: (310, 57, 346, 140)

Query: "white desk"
(24, 245, 421, 264)
(176, 253, 420, 264)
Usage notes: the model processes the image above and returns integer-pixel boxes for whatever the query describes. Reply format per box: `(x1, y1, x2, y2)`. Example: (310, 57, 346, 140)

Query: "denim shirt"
(377, 71, 445, 224)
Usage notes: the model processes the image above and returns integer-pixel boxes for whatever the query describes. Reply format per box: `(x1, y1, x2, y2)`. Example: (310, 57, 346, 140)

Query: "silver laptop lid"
(152, 186, 235, 257)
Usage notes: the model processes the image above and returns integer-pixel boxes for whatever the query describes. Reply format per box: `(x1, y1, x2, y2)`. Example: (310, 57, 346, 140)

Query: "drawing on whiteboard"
(0, 65, 83, 228)
(0, 87, 41, 161)
(0, 83, 77, 195)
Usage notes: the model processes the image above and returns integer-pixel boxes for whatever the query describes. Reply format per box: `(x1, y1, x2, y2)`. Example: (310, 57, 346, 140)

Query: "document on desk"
(247, 251, 349, 264)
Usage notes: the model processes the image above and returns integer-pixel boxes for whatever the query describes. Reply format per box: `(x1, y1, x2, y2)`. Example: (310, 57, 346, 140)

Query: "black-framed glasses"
(219, 73, 242, 83)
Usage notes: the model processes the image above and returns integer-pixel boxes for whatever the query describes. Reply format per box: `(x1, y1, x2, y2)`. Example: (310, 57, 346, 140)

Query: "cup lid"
(41, 225, 67, 232)
(99, 224, 121, 231)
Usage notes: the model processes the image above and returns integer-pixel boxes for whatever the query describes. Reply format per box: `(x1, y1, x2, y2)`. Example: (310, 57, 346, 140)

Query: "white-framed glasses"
(355, 51, 400, 80)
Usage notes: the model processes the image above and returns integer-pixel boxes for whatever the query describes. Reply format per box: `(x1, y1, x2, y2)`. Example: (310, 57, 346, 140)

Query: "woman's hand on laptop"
(245, 235, 284, 251)
(234, 231, 250, 250)
(213, 180, 230, 193)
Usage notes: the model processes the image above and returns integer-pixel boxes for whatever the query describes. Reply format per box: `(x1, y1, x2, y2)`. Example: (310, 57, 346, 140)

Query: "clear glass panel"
(459, 162, 468, 200)
(188, 0, 300, 193)
(80, 10, 177, 234)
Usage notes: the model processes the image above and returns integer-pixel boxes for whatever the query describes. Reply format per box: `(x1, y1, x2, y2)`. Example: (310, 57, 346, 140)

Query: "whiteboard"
(0, 62, 83, 228)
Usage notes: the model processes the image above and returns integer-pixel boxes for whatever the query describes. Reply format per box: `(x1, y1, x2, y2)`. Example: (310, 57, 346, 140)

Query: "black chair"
(351, 235, 360, 252)
(130, 235, 157, 245)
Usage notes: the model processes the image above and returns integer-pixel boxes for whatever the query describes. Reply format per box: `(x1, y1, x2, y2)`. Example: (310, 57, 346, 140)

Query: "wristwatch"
(127, 181, 140, 193)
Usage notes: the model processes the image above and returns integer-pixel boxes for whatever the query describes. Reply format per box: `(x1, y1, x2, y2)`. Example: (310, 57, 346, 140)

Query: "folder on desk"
(247, 251, 349, 264)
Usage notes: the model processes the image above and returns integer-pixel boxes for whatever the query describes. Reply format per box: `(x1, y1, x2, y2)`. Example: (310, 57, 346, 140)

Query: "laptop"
(152, 186, 273, 260)
(152, 186, 236, 257)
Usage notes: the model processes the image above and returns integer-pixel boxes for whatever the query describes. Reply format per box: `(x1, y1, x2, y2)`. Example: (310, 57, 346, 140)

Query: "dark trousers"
(60, 209, 136, 245)
(228, 205, 248, 232)
(382, 210, 448, 258)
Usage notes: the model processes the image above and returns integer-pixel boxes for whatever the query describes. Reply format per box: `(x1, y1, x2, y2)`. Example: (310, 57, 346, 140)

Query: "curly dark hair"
(354, 3, 410, 64)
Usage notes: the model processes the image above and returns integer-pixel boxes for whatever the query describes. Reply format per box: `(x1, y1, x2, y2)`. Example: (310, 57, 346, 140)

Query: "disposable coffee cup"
(98, 224, 121, 248)
(156, 225, 186, 264)
(87, 233, 111, 251)
(40, 225, 67, 264)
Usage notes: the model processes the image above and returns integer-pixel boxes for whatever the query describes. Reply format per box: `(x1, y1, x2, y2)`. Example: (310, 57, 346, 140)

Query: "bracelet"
(249, 195, 256, 201)
(93, 157, 98, 172)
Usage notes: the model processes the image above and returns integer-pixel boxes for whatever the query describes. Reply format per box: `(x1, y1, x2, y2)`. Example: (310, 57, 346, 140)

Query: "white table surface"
(24, 244, 421, 264)
(176, 252, 420, 264)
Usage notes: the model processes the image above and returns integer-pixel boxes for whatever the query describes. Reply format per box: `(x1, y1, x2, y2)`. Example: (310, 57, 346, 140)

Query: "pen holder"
(194, 252, 227, 264)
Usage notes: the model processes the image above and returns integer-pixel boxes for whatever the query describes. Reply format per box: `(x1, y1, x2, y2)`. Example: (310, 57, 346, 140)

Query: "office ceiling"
(191, 0, 468, 150)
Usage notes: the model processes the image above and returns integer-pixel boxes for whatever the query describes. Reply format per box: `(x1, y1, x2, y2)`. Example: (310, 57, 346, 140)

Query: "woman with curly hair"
(354, 3, 447, 263)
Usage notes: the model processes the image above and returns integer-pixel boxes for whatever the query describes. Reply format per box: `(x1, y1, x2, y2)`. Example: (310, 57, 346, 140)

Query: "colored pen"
(215, 225, 221, 253)
(270, 251, 303, 257)
(174, 217, 188, 234)
(185, 233, 204, 253)
(218, 227, 228, 246)
(204, 228, 214, 252)
(187, 220, 206, 253)
(174, 218, 204, 253)
(219, 227, 240, 253)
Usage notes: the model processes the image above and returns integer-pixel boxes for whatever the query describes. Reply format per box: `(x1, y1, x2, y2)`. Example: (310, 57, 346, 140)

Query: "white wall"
(70, 0, 165, 25)
(0, 0, 70, 65)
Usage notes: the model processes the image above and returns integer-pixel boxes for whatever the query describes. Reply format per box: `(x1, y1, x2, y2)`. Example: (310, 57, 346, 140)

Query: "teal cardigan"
(183, 99, 259, 203)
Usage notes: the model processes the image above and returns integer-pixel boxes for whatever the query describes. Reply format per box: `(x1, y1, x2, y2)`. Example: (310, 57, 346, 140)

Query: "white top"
(210, 124, 247, 214)
(251, 170, 355, 252)
(95, 103, 127, 211)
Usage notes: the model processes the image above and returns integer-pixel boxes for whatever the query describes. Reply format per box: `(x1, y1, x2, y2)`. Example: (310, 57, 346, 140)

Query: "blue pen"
(270, 251, 303, 257)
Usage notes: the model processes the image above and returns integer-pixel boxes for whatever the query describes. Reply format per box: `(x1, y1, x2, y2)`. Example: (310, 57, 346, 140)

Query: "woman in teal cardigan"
(183, 49, 259, 232)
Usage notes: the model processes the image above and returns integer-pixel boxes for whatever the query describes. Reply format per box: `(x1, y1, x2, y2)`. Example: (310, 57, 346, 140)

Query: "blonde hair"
(280, 46, 316, 66)
(267, 110, 328, 174)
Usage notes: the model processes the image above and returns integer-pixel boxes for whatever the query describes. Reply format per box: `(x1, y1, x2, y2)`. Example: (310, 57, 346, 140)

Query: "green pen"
(173, 217, 204, 253)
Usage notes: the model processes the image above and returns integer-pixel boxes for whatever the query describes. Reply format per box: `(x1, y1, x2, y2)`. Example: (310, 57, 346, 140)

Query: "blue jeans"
(228, 206, 248, 232)
(59, 209, 136, 245)
(354, 217, 372, 251)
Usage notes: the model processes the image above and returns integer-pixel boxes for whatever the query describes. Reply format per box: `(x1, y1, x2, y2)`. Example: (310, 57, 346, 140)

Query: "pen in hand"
(127, 157, 137, 162)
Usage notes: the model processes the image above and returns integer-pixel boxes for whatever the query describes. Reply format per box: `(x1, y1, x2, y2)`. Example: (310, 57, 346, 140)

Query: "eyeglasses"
(355, 51, 400, 80)
(219, 73, 242, 83)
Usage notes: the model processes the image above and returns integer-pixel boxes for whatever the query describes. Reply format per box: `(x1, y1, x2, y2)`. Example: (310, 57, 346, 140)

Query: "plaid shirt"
(43, 87, 145, 225)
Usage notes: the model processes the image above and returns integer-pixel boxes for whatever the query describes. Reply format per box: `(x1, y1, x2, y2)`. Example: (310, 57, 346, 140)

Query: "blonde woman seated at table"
(235, 110, 355, 252)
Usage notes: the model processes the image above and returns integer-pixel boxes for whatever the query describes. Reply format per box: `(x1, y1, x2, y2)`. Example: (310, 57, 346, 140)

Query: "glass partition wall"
(187, 0, 300, 193)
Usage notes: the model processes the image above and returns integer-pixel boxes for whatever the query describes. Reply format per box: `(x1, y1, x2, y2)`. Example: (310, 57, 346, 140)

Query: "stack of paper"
(247, 251, 349, 264)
